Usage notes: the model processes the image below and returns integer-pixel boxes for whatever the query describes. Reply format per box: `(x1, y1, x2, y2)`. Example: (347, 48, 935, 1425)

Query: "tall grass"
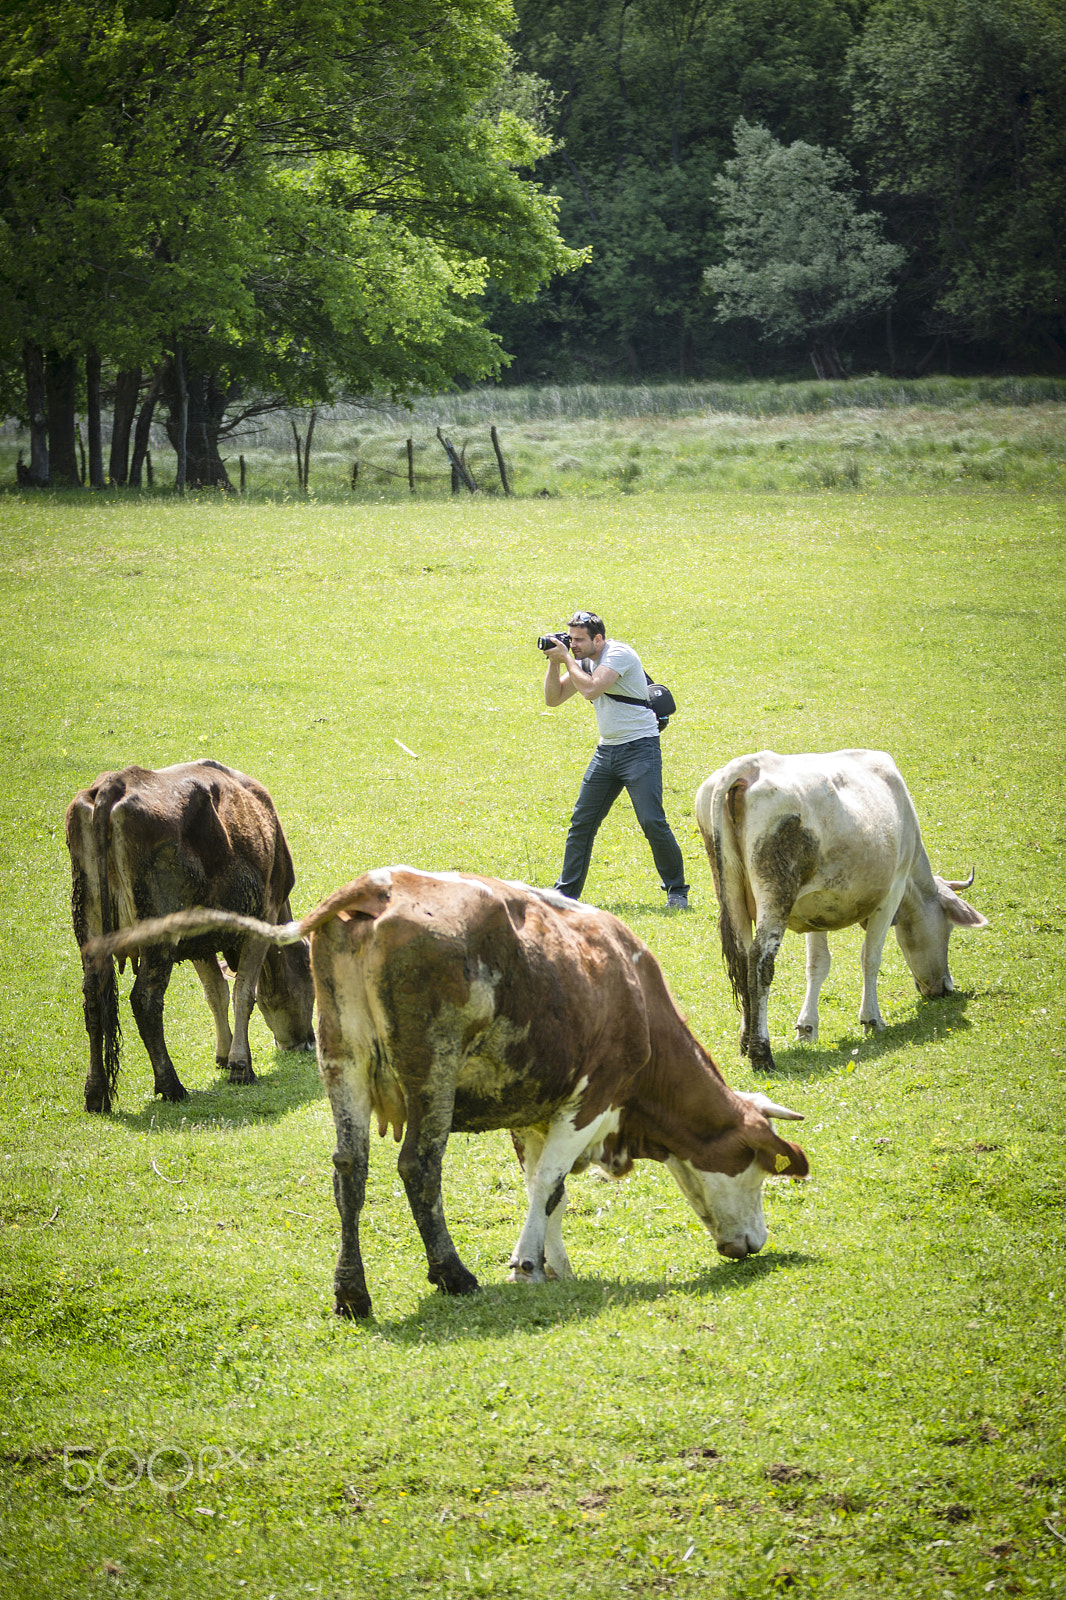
(4, 375, 1065, 500)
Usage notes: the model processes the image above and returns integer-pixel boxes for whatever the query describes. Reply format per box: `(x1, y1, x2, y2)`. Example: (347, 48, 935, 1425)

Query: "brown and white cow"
(695, 750, 988, 1073)
(66, 761, 315, 1112)
(85, 868, 809, 1317)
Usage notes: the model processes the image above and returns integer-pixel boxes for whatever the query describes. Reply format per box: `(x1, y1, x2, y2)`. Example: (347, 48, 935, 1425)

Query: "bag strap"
(603, 690, 652, 708)
(602, 665, 654, 709)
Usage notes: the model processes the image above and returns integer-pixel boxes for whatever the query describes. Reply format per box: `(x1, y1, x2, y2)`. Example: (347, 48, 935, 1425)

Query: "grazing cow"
(66, 760, 315, 1112)
(695, 750, 988, 1073)
(85, 869, 810, 1317)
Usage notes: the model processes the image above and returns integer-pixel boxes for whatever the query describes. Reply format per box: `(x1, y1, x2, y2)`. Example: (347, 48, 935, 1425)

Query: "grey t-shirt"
(585, 639, 658, 745)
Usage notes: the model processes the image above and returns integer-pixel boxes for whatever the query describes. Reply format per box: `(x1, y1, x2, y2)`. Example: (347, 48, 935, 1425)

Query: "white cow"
(695, 750, 988, 1072)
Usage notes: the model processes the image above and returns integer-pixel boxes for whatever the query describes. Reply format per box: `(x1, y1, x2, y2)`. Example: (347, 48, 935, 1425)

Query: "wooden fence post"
(239, 454, 246, 494)
(490, 425, 511, 495)
(436, 427, 477, 493)
(407, 438, 415, 493)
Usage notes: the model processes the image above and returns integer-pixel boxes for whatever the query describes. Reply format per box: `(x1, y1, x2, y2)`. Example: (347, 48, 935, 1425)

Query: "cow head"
(895, 871, 988, 998)
(255, 938, 316, 1051)
(665, 1093, 808, 1260)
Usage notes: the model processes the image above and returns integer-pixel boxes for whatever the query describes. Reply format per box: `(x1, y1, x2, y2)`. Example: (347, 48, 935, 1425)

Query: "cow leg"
(509, 1130, 573, 1282)
(796, 932, 831, 1042)
(227, 936, 271, 1085)
(397, 1099, 478, 1299)
(324, 1059, 374, 1319)
(129, 952, 189, 1102)
(192, 958, 233, 1067)
(509, 1110, 612, 1283)
(858, 905, 895, 1033)
(81, 955, 121, 1114)
(747, 919, 785, 1072)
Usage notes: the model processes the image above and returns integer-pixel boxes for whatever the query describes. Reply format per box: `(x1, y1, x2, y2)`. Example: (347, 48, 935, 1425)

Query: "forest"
(500, 0, 1066, 382)
(1, 0, 1064, 487)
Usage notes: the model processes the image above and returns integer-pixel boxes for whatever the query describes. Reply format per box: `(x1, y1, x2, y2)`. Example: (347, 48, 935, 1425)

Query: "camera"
(537, 631, 571, 652)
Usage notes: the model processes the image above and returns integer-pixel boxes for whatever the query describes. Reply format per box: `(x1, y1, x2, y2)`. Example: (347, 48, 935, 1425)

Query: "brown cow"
(66, 760, 315, 1112)
(85, 868, 809, 1317)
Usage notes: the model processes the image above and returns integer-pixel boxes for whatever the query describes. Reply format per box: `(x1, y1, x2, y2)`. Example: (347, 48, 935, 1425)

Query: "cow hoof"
(428, 1262, 479, 1297)
(507, 1258, 545, 1284)
(216, 1056, 228, 1069)
(335, 1294, 372, 1320)
(226, 1063, 256, 1086)
(160, 1082, 190, 1102)
(84, 1095, 112, 1115)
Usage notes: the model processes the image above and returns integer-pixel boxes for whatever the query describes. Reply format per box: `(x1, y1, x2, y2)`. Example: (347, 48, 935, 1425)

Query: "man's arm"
(543, 640, 619, 704)
(543, 657, 579, 706)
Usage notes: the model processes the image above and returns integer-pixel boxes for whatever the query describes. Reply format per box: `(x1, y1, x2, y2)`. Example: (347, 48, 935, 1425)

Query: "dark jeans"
(555, 737, 687, 901)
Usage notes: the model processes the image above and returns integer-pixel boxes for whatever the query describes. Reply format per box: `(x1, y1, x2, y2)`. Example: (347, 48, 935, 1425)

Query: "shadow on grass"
(110, 1046, 325, 1134)
(371, 1248, 819, 1344)
(599, 898, 696, 920)
(745, 989, 976, 1085)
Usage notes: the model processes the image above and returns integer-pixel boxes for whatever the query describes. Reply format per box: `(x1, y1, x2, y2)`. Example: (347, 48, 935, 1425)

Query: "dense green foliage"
(0, 0, 580, 480)
(0, 455, 1064, 1594)
(848, 0, 1066, 351)
(500, 0, 1066, 379)
(704, 121, 905, 379)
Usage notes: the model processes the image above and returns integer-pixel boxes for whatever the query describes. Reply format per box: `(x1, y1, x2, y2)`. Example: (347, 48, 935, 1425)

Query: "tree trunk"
(810, 338, 846, 381)
(86, 350, 105, 489)
(129, 373, 160, 488)
(173, 345, 188, 495)
(21, 341, 49, 486)
(915, 335, 941, 376)
(45, 349, 80, 486)
(108, 368, 141, 486)
(162, 361, 233, 490)
(304, 408, 316, 490)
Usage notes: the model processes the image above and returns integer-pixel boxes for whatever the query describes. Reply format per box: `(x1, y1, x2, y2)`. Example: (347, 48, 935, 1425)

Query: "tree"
(499, 0, 863, 377)
(0, 0, 581, 486)
(847, 0, 1066, 365)
(704, 120, 904, 378)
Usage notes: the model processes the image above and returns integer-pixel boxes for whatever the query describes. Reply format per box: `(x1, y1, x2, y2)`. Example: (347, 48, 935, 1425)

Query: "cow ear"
(755, 1137, 809, 1179)
(935, 880, 989, 930)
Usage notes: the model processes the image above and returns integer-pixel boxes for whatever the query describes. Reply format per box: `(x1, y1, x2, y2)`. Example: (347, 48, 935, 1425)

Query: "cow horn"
(738, 1090, 804, 1122)
(943, 865, 976, 893)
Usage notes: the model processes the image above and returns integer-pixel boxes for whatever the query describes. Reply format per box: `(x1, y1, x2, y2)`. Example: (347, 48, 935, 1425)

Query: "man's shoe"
(666, 890, 689, 910)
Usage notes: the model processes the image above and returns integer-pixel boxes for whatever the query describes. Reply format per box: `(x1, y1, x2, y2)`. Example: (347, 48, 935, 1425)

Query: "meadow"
(0, 383, 1065, 1598)
(4, 375, 1066, 501)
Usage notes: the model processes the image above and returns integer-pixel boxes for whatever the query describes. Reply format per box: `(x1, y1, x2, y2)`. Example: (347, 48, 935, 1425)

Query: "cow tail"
(88, 784, 123, 1103)
(82, 869, 395, 966)
(701, 772, 753, 1012)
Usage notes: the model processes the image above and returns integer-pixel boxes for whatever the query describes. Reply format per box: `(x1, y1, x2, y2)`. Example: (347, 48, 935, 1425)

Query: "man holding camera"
(541, 610, 689, 909)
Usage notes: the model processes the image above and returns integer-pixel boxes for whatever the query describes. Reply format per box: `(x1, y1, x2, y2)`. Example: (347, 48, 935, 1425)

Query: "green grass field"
(1, 400, 1065, 1597)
